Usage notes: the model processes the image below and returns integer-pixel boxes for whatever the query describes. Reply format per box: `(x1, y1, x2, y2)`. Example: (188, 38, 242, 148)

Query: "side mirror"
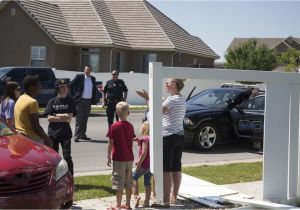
(236, 105, 245, 114)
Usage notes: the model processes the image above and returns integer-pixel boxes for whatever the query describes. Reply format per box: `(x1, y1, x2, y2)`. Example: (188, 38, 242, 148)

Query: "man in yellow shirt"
(14, 75, 52, 147)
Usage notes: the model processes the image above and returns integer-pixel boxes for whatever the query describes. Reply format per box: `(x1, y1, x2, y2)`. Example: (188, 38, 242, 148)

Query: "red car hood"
(0, 134, 61, 174)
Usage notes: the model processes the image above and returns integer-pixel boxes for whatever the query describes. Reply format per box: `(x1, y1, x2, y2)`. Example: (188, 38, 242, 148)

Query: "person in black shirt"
(44, 79, 76, 175)
(103, 70, 128, 127)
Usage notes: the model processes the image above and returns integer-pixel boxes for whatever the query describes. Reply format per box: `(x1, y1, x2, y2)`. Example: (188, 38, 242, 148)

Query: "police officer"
(103, 70, 128, 127)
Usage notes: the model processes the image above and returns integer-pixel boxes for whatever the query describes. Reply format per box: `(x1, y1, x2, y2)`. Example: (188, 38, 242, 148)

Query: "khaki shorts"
(111, 160, 133, 190)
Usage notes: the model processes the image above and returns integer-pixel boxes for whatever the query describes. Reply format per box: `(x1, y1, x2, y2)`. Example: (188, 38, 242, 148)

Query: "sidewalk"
(72, 181, 262, 210)
(72, 159, 263, 210)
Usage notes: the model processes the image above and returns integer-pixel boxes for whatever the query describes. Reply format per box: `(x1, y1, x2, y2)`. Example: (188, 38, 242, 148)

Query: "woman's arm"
(136, 89, 169, 113)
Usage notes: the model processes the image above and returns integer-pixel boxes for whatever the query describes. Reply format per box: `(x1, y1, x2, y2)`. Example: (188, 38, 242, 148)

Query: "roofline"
(142, 0, 175, 49)
(15, 1, 57, 44)
(274, 40, 292, 50)
(55, 41, 219, 59)
(287, 36, 300, 46)
(89, 0, 114, 45)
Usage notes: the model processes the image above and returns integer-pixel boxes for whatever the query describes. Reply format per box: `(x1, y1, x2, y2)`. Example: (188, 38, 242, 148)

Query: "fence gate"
(149, 62, 300, 204)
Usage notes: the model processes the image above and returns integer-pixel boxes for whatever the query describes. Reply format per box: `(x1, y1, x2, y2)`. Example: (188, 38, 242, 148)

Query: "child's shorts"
(132, 167, 152, 186)
(111, 161, 133, 190)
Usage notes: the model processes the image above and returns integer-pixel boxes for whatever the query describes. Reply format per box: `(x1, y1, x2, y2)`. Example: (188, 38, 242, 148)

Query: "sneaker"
(81, 136, 91, 140)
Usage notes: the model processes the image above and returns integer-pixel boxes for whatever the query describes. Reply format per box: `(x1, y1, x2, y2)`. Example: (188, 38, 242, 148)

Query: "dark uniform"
(104, 79, 128, 127)
(44, 96, 76, 175)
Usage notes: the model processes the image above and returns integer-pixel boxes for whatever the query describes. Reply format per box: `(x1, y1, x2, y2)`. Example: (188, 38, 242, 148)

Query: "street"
(40, 113, 263, 173)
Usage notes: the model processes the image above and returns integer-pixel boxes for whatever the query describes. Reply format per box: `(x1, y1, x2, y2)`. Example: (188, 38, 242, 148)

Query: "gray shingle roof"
(18, 0, 74, 43)
(145, 1, 219, 58)
(4, 0, 219, 58)
(228, 37, 300, 51)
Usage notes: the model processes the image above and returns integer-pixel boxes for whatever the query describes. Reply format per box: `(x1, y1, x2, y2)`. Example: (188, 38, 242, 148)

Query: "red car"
(0, 119, 73, 209)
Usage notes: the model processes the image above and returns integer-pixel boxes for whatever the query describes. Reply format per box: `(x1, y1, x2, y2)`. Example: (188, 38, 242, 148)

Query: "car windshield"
(187, 89, 238, 109)
(0, 121, 14, 137)
(0, 68, 10, 79)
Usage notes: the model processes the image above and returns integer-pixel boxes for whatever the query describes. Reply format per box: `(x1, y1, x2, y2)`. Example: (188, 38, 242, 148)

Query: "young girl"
(132, 121, 152, 208)
(0, 81, 21, 127)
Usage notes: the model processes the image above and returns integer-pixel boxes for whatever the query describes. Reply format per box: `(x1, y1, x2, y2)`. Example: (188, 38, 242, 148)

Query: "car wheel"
(194, 122, 220, 151)
(61, 200, 73, 209)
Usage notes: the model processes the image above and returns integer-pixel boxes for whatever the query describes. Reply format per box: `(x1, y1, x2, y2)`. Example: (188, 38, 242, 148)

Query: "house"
(228, 36, 300, 54)
(0, 0, 219, 73)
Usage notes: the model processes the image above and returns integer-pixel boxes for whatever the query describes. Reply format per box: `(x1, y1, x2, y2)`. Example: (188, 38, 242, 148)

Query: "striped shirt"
(162, 95, 187, 137)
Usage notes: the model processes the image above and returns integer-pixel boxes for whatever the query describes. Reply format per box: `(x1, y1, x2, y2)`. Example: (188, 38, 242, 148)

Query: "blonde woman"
(137, 78, 187, 207)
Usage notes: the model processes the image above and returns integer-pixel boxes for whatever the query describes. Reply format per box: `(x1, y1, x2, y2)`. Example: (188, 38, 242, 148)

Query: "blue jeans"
(132, 168, 152, 186)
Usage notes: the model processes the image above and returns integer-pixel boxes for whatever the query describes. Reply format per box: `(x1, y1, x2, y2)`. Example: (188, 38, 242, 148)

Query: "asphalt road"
(40, 113, 263, 173)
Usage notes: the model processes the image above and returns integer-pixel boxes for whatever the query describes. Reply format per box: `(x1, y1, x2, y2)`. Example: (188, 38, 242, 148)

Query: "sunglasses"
(112, 74, 119, 76)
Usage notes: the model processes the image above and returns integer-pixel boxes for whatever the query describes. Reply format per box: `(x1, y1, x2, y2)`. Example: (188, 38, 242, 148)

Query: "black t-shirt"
(44, 96, 76, 138)
(104, 79, 128, 100)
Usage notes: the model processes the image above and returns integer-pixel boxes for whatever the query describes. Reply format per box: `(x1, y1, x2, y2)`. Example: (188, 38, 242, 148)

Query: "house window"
(80, 48, 100, 72)
(141, 53, 157, 73)
(10, 8, 16, 16)
(193, 57, 197, 64)
(31, 46, 46, 67)
(116, 52, 125, 72)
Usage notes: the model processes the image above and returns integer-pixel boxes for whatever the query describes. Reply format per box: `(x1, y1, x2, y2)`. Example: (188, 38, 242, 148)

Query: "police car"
(184, 83, 264, 151)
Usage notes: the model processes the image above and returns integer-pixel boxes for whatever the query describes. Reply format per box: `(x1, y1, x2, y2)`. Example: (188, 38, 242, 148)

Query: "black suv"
(184, 87, 263, 151)
(0, 67, 57, 105)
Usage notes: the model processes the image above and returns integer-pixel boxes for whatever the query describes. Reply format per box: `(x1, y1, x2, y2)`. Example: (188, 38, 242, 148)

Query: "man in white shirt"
(70, 65, 97, 142)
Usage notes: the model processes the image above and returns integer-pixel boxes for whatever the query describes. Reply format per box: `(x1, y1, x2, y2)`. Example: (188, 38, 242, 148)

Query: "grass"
(182, 162, 262, 185)
(74, 162, 262, 201)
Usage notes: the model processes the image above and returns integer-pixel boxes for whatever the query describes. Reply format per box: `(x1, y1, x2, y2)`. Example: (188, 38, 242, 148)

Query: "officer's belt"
(107, 99, 120, 103)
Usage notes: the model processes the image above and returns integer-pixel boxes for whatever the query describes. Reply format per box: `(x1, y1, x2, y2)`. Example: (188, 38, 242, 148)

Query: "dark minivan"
(0, 67, 57, 105)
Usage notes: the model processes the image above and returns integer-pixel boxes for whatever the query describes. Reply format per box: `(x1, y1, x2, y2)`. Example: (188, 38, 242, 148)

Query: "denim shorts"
(132, 167, 152, 186)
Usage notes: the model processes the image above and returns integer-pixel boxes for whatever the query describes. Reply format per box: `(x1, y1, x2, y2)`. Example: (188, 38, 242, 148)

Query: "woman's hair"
(173, 79, 186, 92)
(2, 81, 19, 101)
(140, 121, 150, 136)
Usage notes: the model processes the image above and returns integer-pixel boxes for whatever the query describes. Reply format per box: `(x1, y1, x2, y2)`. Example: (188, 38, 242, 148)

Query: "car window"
(6, 69, 27, 83)
(0, 121, 14, 137)
(29, 69, 50, 82)
(0, 68, 10, 79)
(188, 89, 238, 109)
(241, 96, 265, 111)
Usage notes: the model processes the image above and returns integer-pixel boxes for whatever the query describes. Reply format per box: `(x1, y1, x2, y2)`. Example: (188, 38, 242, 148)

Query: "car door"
(5, 69, 28, 86)
(28, 68, 55, 105)
(230, 96, 265, 140)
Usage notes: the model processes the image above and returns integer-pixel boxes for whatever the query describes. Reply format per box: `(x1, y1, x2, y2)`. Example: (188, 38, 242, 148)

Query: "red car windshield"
(0, 121, 14, 137)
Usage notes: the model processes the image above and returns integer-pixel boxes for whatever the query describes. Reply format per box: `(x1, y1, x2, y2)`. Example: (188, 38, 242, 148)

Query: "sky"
(148, 1, 300, 61)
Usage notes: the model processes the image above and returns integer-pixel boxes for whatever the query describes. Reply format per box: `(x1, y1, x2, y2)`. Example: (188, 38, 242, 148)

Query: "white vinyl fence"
(149, 62, 300, 204)
(54, 69, 237, 105)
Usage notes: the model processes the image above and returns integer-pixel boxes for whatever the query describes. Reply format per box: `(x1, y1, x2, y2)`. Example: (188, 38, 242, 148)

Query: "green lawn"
(74, 162, 262, 201)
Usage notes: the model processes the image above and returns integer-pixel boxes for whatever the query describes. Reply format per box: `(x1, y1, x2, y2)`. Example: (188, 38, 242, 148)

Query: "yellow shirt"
(14, 94, 39, 140)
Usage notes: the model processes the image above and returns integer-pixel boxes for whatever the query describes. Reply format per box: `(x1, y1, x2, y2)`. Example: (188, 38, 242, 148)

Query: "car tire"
(61, 200, 73, 209)
(194, 122, 220, 151)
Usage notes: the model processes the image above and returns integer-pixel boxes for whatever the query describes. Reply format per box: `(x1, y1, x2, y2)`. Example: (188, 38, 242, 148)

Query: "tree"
(277, 48, 300, 72)
(225, 39, 278, 71)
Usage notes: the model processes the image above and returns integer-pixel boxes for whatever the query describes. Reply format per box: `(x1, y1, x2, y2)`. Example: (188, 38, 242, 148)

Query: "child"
(107, 101, 136, 209)
(132, 121, 152, 208)
(44, 79, 76, 175)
